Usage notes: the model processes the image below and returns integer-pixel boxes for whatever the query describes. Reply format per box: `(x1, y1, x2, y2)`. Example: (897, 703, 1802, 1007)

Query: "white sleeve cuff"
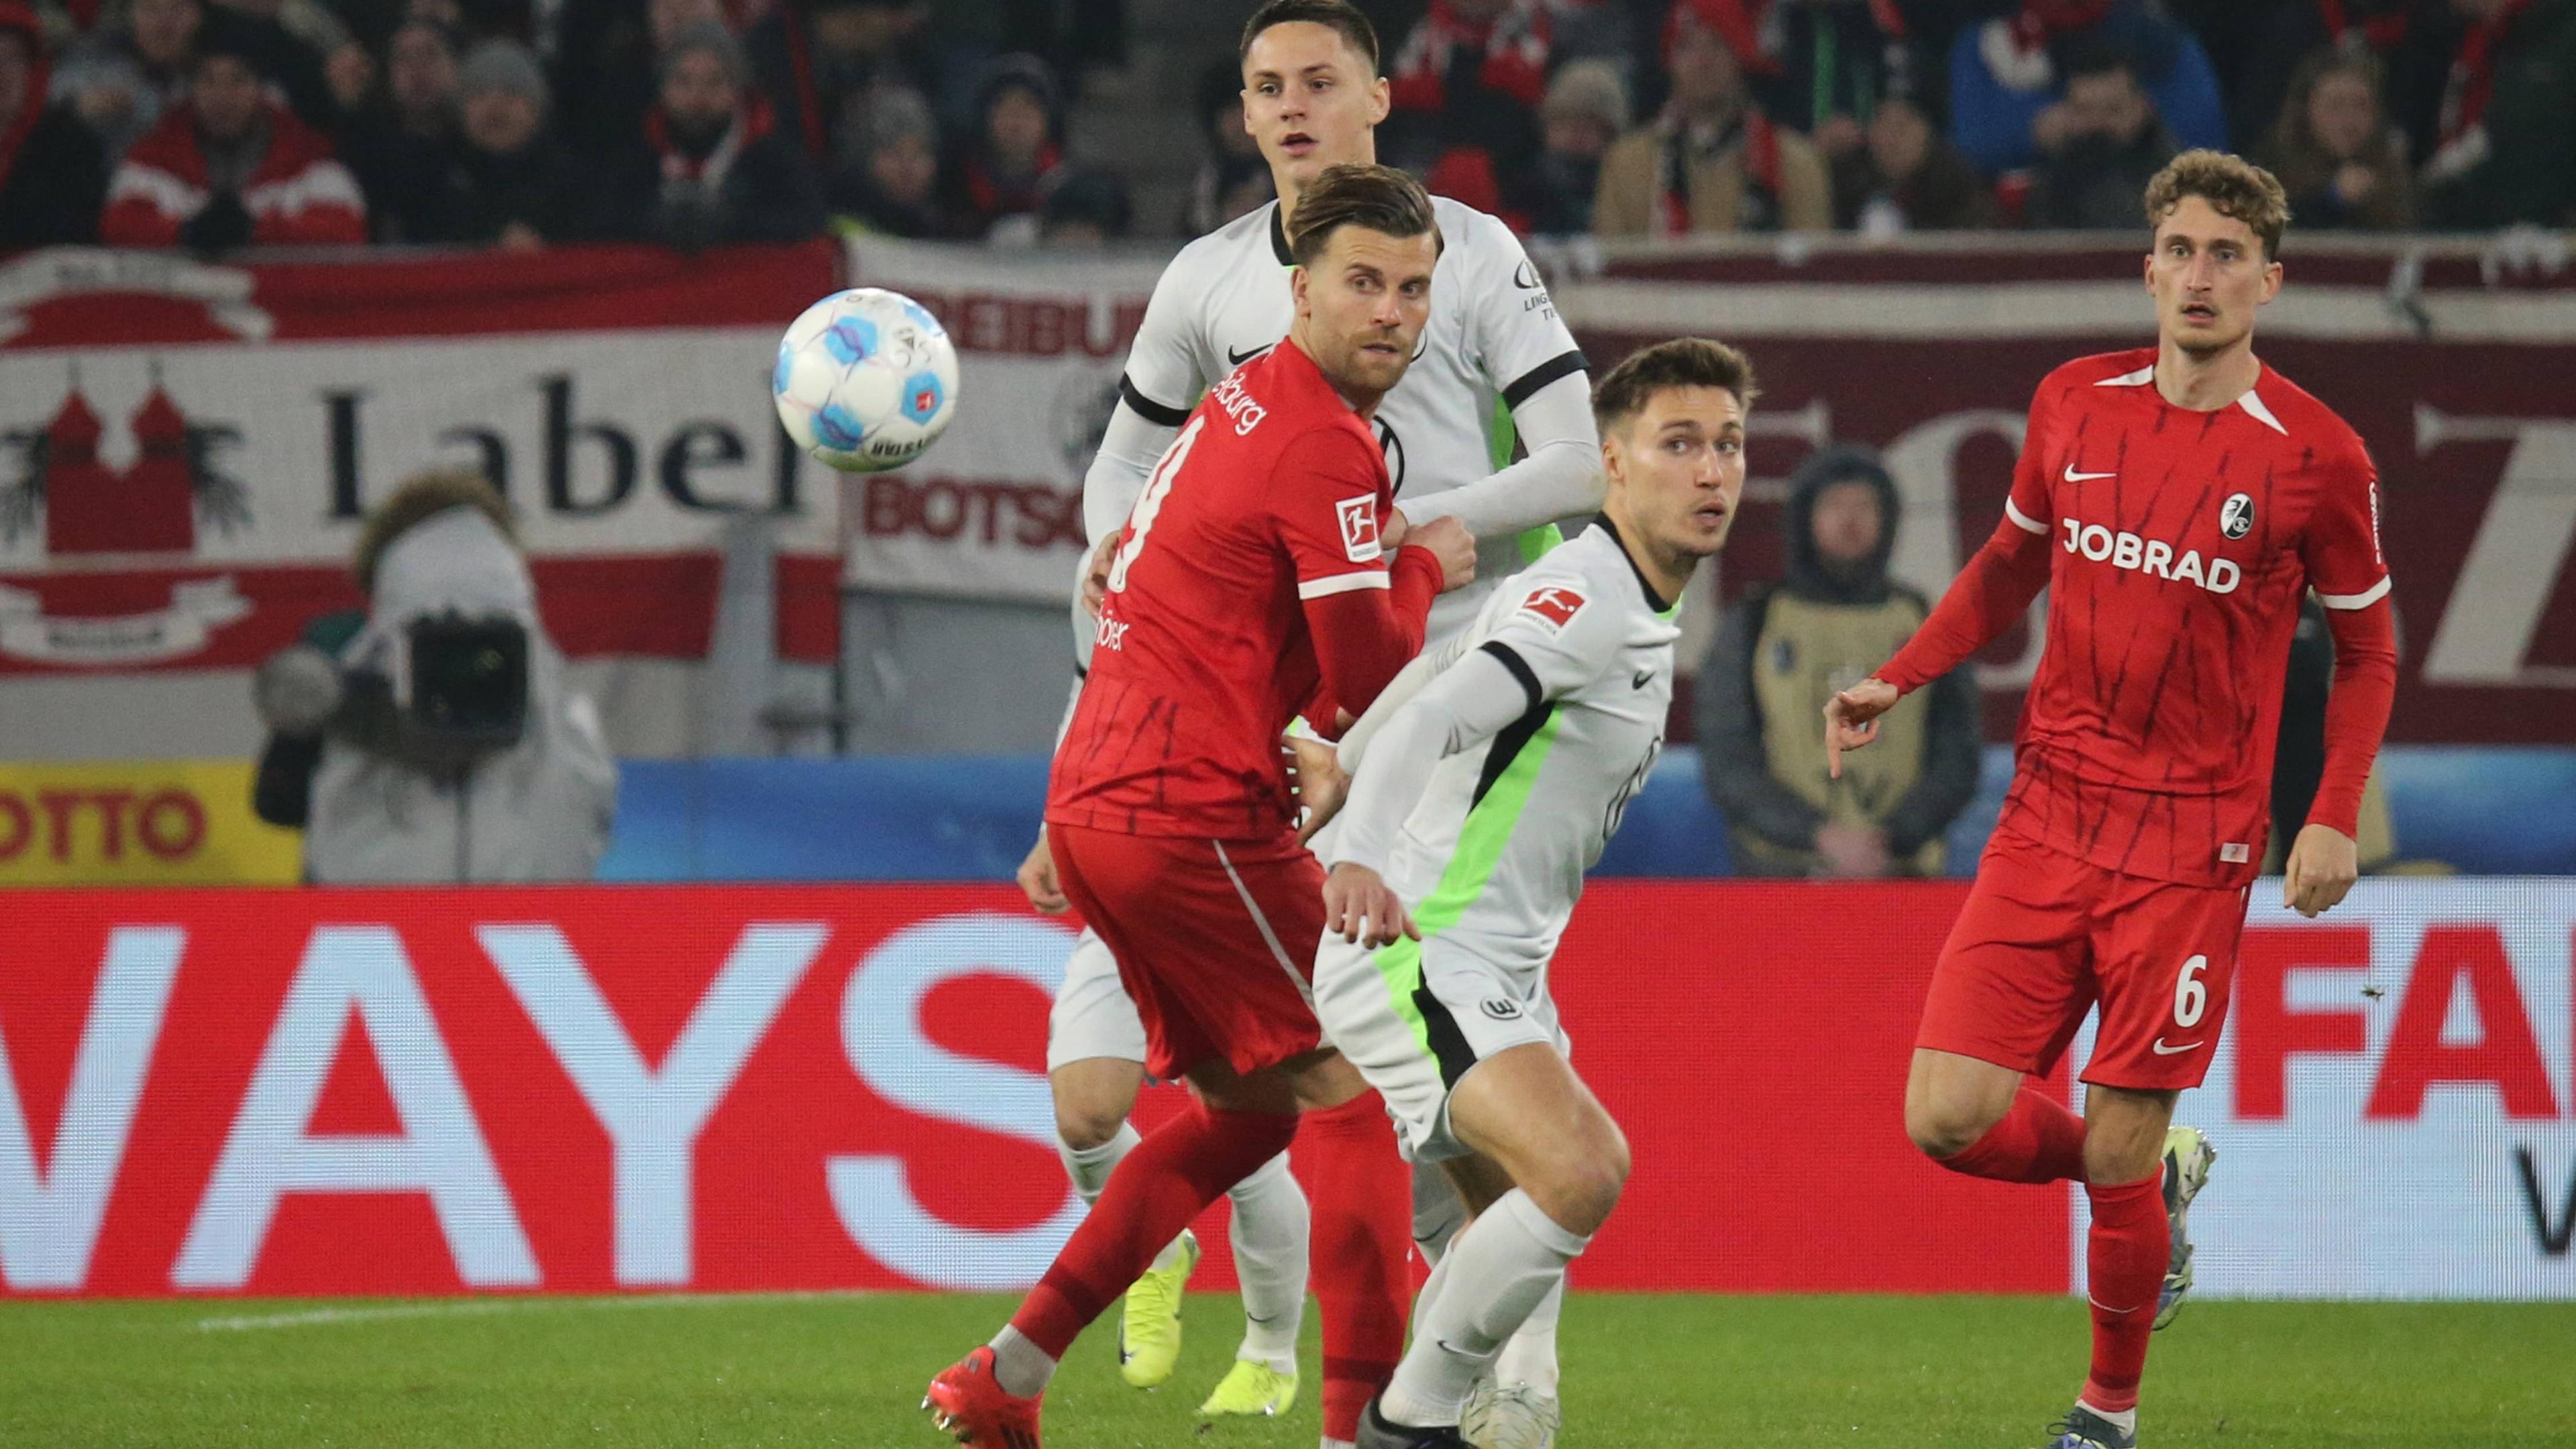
(2003, 496, 2049, 535)
(1298, 570, 1390, 600)
(2316, 576, 2392, 609)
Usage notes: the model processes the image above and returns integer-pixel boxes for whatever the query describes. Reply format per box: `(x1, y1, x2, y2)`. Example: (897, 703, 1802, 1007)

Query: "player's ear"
(2259, 259, 2283, 305)
(1366, 75, 1390, 126)
(1291, 264, 1309, 315)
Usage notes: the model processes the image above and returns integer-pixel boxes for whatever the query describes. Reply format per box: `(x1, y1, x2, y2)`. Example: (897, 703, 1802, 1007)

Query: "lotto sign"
(0, 761, 297, 884)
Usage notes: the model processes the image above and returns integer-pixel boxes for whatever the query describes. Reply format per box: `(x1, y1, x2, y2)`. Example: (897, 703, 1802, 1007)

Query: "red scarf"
(2440, 0, 2534, 144)
(646, 93, 777, 184)
(1391, 0, 1552, 113)
(1660, 106, 1780, 235)
(963, 140, 1059, 218)
(0, 1, 51, 201)
(2316, 0, 2412, 50)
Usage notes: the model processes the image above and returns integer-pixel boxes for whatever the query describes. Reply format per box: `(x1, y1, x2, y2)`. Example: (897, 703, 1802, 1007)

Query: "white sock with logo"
(1494, 1276, 1564, 1396)
(1226, 1150, 1308, 1372)
(1377, 1189, 1588, 1427)
(1060, 1122, 1186, 1273)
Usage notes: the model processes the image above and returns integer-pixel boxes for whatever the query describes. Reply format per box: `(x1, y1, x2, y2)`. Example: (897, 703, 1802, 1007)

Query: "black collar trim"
(1269, 204, 1294, 266)
(1595, 513, 1672, 614)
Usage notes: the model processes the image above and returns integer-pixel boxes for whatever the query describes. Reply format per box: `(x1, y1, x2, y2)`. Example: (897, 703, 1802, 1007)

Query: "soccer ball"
(771, 288, 959, 473)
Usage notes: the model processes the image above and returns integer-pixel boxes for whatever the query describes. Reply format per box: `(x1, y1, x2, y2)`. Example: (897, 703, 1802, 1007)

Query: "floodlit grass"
(1, 1291, 2565, 1446)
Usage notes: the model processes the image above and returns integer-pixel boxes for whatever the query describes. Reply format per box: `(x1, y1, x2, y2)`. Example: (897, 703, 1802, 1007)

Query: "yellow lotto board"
(0, 761, 299, 885)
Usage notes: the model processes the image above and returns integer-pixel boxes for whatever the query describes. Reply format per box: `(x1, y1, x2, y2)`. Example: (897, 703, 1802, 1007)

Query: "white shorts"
(1045, 926, 1149, 1071)
(1311, 930, 1564, 1162)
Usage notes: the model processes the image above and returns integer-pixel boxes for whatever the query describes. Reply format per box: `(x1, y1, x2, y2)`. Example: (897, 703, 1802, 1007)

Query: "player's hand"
(1814, 822, 1892, 879)
(1324, 862, 1417, 947)
(1824, 677, 1898, 779)
(2283, 823, 2359, 918)
(1285, 735, 1350, 845)
(1407, 515, 1477, 593)
(1016, 831, 1069, 915)
(1079, 533, 1118, 617)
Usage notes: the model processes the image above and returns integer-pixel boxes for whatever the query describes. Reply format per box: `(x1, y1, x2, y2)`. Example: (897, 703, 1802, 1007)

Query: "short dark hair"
(1592, 338, 1758, 431)
(2144, 149, 2291, 260)
(1285, 162, 1440, 266)
(1239, 0, 1380, 75)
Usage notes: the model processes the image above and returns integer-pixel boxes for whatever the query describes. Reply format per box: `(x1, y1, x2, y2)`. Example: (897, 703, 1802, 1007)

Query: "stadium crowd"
(0, 0, 2568, 256)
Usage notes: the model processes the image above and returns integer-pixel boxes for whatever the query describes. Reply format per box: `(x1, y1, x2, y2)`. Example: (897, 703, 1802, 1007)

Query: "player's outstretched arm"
(1865, 507, 2053, 710)
(1400, 372, 1602, 541)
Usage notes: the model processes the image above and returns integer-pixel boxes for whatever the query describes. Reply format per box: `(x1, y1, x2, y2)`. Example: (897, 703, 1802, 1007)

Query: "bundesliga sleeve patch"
(1517, 586, 1587, 631)
(1336, 496, 1382, 563)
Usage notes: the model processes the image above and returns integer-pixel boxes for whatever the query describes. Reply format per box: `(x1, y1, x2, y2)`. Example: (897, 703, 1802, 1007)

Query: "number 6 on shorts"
(2174, 953, 2208, 1028)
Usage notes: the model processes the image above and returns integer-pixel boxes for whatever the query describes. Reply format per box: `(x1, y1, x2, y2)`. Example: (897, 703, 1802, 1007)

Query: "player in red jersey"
(923, 164, 1478, 1449)
(1827, 152, 2397, 1449)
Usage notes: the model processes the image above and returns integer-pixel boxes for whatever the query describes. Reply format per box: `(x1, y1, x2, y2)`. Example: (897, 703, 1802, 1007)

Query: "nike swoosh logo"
(2151, 1038, 2204, 1055)
(1631, 669, 1654, 689)
(1228, 342, 1275, 366)
(2063, 464, 2116, 482)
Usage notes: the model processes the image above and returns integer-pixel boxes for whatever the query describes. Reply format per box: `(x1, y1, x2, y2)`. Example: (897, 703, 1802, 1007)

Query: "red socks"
(1299, 1091, 1411, 1444)
(2080, 1173, 2169, 1414)
(1941, 1083, 2088, 1185)
(1008, 1098, 1298, 1358)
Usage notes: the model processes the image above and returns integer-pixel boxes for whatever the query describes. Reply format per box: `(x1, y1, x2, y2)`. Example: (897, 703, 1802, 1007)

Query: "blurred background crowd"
(3, 0, 2570, 258)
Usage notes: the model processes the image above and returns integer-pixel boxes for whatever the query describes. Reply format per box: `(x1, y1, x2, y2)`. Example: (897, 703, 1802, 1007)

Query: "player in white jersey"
(1305, 340, 1756, 1449)
(1012, 2, 1601, 1438)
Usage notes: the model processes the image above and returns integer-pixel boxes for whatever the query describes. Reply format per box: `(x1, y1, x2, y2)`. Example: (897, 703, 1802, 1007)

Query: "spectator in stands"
(1515, 57, 1625, 234)
(549, 0, 723, 162)
(1183, 54, 1268, 235)
(2420, 0, 2576, 229)
(944, 50, 1062, 241)
(615, 20, 824, 249)
(2261, 48, 2416, 231)
(1831, 88, 1997, 233)
(1947, 0, 2224, 178)
(334, 16, 462, 241)
(99, 15, 366, 250)
(1385, 0, 1550, 215)
(1037, 167, 1129, 248)
(1, 1, 109, 247)
(435, 37, 588, 247)
(250, 469, 617, 884)
(200, 0, 342, 128)
(746, 0, 953, 178)
(1593, 0, 1831, 235)
(828, 81, 947, 236)
(1748, 0, 1917, 164)
(48, 0, 199, 163)
(2021, 51, 2176, 229)
(1698, 444, 1980, 877)
(2164, 0, 2458, 167)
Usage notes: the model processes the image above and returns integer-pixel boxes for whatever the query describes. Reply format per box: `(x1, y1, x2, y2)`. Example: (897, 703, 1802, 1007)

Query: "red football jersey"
(1049, 340, 1432, 839)
(1905, 350, 2390, 888)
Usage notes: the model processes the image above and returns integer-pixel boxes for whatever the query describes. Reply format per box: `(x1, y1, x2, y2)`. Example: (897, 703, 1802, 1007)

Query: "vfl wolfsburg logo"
(2220, 492, 2255, 539)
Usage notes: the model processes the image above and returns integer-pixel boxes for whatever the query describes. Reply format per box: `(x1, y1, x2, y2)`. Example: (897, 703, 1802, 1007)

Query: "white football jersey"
(1113, 197, 1589, 637)
(1330, 521, 1680, 973)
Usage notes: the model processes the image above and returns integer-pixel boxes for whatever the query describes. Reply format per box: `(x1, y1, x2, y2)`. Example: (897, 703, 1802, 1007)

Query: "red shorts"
(1046, 821, 1326, 1081)
(1917, 828, 2251, 1090)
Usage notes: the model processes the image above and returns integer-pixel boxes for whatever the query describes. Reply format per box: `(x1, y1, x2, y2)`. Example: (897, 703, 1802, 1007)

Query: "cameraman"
(251, 470, 617, 882)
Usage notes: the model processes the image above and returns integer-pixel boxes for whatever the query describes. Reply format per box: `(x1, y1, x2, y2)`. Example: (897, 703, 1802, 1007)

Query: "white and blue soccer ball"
(771, 287, 959, 473)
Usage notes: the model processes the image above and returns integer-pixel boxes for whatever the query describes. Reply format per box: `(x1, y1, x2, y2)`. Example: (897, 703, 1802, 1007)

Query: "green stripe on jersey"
(1370, 711, 1566, 1055)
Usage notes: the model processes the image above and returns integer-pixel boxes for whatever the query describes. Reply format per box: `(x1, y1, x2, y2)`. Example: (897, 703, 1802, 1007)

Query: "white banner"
(2074, 880, 2576, 1299)
(839, 239, 1171, 604)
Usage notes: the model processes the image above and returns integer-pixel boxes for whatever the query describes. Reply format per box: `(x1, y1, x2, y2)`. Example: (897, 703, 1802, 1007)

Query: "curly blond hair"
(2144, 150, 2291, 260)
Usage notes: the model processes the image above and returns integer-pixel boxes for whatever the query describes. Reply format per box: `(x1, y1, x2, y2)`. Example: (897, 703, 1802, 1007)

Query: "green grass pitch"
(3, 1291, 2566, 1446)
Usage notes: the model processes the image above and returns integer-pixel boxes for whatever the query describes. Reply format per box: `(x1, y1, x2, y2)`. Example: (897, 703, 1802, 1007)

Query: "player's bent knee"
(1905, 1096, 1999, 1163)
(1531, 1129, 1629, 1238)
(1053, 1102, 1129, 1152)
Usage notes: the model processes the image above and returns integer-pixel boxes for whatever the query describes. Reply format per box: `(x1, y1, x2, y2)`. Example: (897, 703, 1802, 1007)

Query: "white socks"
(1493, 1276, 1564, 1396)
(986, 1324, 1057, 1398)
(1379, 1189, 1589, 1426)
(1226, 1150, 1309, 1371)
(1059, 1126, 1307, 1358)
(2079, 1400, 2140, 1436)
